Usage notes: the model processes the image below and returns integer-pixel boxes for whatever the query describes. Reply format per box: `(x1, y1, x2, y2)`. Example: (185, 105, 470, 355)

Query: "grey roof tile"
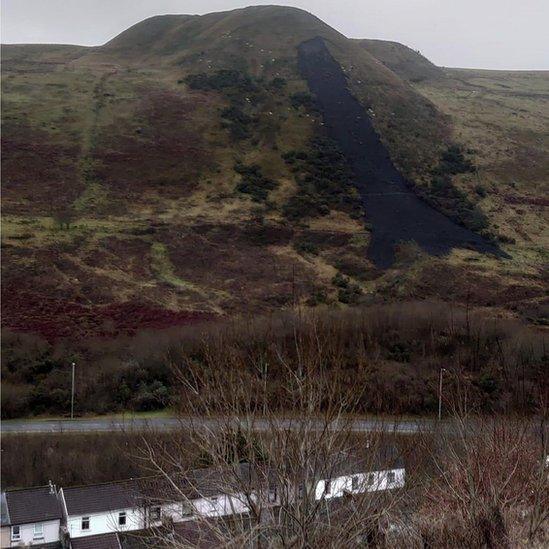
(4, 485, 62, 525)
(70, 533, 121, 549)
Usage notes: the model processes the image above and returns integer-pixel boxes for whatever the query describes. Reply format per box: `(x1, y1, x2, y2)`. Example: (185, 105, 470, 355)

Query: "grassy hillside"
(1, 6, 547, 341)
(355, 38, 445, 82)
(412, 69, 548, 322)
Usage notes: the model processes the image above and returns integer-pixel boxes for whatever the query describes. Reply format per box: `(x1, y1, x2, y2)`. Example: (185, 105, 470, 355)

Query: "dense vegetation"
(234, 162, 278, 202)
(282, 138, 363, 220)
(2, 303, 545, 419)
(422, 145, 490, 232)
(185, 69, 261, 141)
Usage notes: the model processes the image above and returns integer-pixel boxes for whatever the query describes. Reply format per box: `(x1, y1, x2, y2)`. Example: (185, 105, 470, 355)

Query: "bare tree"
(402, 411, 549, 548)
(132, 317, 409, 547)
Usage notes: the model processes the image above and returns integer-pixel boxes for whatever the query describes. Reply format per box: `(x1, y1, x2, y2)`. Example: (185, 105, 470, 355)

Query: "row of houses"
(1, 450, 405, 548)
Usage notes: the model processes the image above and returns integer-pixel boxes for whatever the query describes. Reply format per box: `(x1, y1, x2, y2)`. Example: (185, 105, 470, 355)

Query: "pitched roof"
(70, 533, 121, 549)
(332, 445, 405, 477)
(62, 480, 143, 516)
(4, 485, 62, 526)
(62, 467, 250, 516)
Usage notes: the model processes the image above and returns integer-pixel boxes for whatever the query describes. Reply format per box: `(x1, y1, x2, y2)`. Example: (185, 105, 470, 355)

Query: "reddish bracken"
(2, 291, 214, 341)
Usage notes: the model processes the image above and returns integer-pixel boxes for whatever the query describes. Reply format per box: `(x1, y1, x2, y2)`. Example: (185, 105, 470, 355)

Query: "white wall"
(66, 507, 143, 538)
(190, 492, 251, 519)
(315, 468, 405, 500)
(7, 519, 60, 546)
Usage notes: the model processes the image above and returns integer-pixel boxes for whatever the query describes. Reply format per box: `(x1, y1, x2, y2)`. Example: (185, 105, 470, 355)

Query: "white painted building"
(2, 446, 406, 547)
(0, 484, 63, 547)
(314, 448, 406, 500)
(59, 480, 148, 539)
(314, 468, 405, 500)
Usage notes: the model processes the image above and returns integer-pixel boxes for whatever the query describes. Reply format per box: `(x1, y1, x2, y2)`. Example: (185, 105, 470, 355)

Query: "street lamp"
(70, 362, 76, 420)
(438, 367, 447, 421)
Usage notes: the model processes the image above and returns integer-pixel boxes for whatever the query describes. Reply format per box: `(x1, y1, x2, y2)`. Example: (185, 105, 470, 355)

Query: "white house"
(314, 449, 406, 500)
(58, 471, 254, 540)
(0, 484, 63, 547)
(2, 445, 406, 547)
(59, 480, 148, 539)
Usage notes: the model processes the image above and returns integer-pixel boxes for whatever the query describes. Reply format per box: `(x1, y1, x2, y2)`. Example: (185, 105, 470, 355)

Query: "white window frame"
(11, 525, 21, 541)
(33, 522, 44, 539)
(118, 511, 127, 526)
(81, 516, 90, 531)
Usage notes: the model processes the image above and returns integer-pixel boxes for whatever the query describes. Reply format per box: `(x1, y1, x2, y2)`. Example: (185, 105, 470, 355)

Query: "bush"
(221, 106, 253, 140)
(294, 240, 319, 255)
(234, 163, 278, 202)
(185, 70, 257, 93)
(290, 91, 316, 110)
(433, 145, 475, 176)
(332, 272, 349, 288)
(270, 77, 286, 90)
(338, 284, 363, 304)
(282, 138, 363, 220)
(474, 184, 487, 197)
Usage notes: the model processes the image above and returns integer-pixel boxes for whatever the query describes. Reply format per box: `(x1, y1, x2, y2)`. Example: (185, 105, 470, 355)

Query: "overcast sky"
(2, 0, 548, 70)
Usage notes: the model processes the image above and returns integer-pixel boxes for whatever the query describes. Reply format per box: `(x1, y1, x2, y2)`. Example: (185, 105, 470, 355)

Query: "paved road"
(1, 416, 440, 435)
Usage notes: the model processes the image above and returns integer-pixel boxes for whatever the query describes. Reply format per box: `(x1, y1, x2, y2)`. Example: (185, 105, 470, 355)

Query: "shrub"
(234, 163, 278, 202)
(185, 70, 257, 93)
(338, 284, 363, 304)
(307, 289, 328, 306)
(290, 91, 316, 110)
(270, 77, 287, 90)
(423, 144, 490, 231)
(331, 272, 349, 288)
(282, 138, 363, 220)
(433, 144, 475, 176)
(221, 106, 253, 140)
(474, 184, 487, 197)
(294, 240, 319, 255)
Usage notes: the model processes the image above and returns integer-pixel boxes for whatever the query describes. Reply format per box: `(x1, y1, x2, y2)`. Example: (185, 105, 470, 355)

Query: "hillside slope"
(1, 6, 547, 339)
(355, 38, 445, 82)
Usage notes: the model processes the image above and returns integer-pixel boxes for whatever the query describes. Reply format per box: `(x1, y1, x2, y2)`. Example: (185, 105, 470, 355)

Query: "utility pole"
(438, 367, 447, 421)
(70, 362, 76, 420)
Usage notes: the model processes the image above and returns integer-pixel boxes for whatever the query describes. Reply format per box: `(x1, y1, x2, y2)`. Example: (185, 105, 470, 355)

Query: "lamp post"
(70, 362, 76, 420)
(438, 367, 447, 421)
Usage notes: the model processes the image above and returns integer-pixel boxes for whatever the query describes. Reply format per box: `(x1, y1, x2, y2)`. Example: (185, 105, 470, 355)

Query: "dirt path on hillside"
(298, 37, 505, 268)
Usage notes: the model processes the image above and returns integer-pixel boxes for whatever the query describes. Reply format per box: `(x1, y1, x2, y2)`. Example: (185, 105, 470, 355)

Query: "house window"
(82, 516, 90, 530)
(351, 476, 359, 490)
(11, 526, 21, 541)
(210, 496, 218, 507)
(367, 473, 375, 486)
(268, 487, 277, 503)
(324, 480, 331, 495)
(387, 471, 396, 484)
(118, 511, 127, 526)
(150, 506, 161, 521)
(33, 522, 44, 539)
